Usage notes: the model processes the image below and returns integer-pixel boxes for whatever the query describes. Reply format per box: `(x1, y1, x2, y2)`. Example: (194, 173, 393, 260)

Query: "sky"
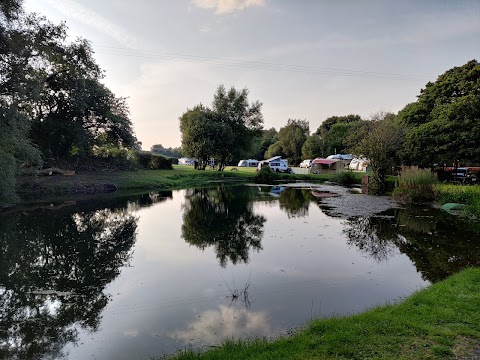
(23, 0, 480, 150)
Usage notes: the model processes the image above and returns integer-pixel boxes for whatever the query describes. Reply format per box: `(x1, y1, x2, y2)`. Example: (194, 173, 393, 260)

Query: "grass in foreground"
(161, 268, 480, 360)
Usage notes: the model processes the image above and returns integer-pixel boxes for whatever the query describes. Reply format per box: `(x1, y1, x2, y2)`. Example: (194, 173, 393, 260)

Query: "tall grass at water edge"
(436, 183, 480, 219)
(393, 167, 437, 203)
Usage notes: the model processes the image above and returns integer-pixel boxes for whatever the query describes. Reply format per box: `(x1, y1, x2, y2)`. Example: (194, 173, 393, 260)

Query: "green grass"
(16, 165, 343, 197)
(159, 268, 480, 360)
(436, 184, 480, 218)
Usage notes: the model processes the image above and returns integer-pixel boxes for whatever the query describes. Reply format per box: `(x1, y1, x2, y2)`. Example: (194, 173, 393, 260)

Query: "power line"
(92, 44, 431, 82)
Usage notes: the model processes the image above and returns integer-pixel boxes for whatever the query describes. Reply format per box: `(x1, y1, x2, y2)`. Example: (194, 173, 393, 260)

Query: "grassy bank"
(436, 184, 480, 218)
(161, 268, 480, 360)
(16, 165, 364, 198)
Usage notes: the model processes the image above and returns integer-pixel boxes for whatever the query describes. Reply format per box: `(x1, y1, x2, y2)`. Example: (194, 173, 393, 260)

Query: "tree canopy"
(349, 112, 405, 194)
(150, 144, 183, 158)
(179, 85, 263, 170)
(301, 134, 322, 159)
(398, 60, 480, 166)
(271, 119, 309, 164)
(315, 114, 363, 157)
(0, 3, 138, 203)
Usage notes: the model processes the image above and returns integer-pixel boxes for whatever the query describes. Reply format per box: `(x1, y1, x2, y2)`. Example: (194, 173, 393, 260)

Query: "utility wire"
(92, 44, 431, 82)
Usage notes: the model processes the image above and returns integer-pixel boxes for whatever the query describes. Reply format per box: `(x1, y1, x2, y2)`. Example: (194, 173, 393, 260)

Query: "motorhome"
(257, 156, 292, 173)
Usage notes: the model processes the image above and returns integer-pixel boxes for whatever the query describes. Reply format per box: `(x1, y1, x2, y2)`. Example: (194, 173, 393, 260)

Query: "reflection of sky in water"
(63, 188, 428, 360)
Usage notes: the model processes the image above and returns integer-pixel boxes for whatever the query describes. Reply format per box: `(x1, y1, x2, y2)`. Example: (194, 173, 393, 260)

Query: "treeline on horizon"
(178, 60, 480, 170)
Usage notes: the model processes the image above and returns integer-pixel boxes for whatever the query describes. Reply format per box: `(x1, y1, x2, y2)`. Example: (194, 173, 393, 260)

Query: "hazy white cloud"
(192, 0, 266, 14)
(170, 305, 275, 345)
(44, 0, 148, 49)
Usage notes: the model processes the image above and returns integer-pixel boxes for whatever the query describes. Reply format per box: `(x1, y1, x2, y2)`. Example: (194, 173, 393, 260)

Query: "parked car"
(299, 159, 312, 168)
(453, 168, 479, 184)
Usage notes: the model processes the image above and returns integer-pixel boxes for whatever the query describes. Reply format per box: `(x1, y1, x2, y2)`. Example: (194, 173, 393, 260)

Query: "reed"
(393, 167, 437, 203)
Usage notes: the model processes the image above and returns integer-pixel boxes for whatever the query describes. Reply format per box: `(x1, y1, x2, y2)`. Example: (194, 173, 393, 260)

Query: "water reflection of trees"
(0, 192, 170, 360)
(278, 188, 315, 218)
(182, 187, 266, 267)
(345, 207, 480, 282)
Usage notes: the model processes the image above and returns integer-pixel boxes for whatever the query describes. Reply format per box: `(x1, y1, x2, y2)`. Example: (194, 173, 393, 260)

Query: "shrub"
(393, 167, 437, 203)
(135, 151, 173, 170)
(332, 171, 358, 185)
(253, 166, 280, 184)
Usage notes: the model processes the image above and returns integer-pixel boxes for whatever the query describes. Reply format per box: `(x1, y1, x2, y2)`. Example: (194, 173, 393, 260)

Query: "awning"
(312, 158, 339, 165)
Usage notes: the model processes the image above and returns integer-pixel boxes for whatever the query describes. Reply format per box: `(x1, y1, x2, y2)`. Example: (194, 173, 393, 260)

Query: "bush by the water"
(332, 171, 358, 185)
(135, 151, 173, 170)
(393, 167, 437, 203)
(253, 166, 280, 184)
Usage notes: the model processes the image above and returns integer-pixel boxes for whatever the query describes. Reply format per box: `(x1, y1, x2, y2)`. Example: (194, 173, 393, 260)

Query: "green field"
(17, 166, 361, 197)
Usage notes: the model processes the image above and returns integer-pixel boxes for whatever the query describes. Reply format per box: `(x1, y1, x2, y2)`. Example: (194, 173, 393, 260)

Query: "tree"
(179, 85, 263, 170)
(248, 127, 277, 160)
(316, 114, 362, 135)
(0, 3, 139, 203)
(397, 60, 480, 166)
(150, 144, 183, 158)
(180, 106, 232, 169)
(0, 7, 47, 203)
(315, 114, 363, 156)
(264, 141, 284, 159)
(301, 134, 322, 159)
(403, 95, 480, 166)
(29, 39, 138, 160)
(349, 112, 405, 194)
(277, 119, 309, 164)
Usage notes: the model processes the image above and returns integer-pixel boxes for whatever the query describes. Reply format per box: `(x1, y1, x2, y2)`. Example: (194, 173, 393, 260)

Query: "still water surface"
(0, 185, 478, 359)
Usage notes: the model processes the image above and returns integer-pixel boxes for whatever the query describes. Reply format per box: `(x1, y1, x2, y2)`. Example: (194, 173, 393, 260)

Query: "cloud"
(44, 0, 148, 49)
(192, 0, 266, 14)
(169, 305, 275, 345)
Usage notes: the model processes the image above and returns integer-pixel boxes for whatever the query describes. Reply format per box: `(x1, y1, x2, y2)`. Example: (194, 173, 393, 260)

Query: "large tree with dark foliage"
(348, 112, 405, 195)
(398, 60, 480, 166)
(0, 2, 138, 204)
(274, 119, 309, 165)
(315, 114, 363, 157)
(179, 85, 263, 170)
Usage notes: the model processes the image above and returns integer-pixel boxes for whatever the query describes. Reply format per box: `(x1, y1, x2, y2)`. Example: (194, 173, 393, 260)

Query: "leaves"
(180, 86, 263, 170)
(398, 60, 480, 166)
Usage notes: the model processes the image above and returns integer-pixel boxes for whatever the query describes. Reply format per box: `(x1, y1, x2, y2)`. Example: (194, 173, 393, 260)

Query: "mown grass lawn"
(160, 268, 480, 360)
(18, 166, 365, 197)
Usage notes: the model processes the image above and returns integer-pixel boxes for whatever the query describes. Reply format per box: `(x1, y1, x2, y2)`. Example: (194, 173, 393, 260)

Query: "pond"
(0, 184, 479, 359)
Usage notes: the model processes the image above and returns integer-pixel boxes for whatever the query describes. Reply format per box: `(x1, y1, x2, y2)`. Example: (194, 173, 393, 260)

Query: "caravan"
(238, 159, 259, 167)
